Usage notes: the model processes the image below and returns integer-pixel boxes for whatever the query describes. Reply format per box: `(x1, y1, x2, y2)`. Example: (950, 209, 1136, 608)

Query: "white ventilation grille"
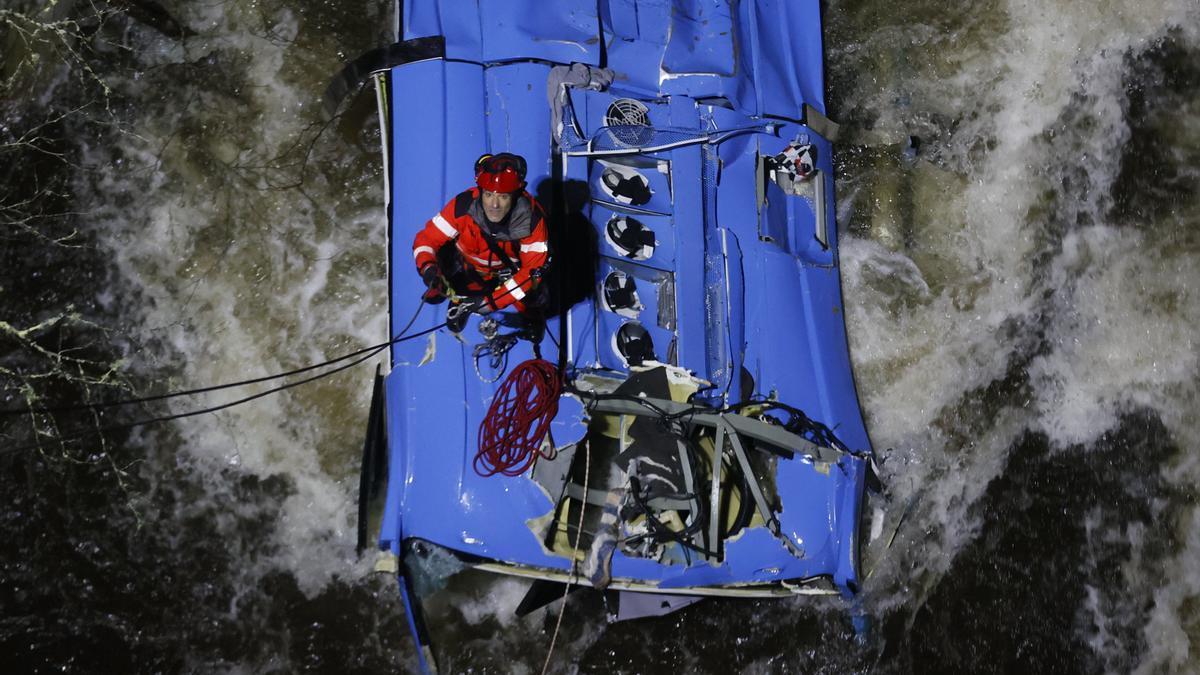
(604, 98, 653, 147)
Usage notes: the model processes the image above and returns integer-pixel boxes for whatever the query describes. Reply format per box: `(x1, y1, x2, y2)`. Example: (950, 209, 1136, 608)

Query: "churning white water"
(83, 3, 391, 592)
(835, 0, 1200, 670)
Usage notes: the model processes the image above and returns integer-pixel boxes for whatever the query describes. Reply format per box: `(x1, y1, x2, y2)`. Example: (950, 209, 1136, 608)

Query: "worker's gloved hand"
(420, 264, 446, 304)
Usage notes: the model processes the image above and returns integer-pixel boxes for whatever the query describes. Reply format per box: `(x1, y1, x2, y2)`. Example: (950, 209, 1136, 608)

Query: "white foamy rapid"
(75, 3, 608, 669)
(83, 2, 388, 594)
(838, 0, 1199, 668)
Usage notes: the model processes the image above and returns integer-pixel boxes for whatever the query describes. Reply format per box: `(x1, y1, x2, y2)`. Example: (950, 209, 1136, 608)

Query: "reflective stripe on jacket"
(412, 188, 548, 311)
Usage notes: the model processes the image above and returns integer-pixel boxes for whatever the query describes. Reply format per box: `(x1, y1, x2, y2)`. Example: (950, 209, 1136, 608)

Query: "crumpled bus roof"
(379, 0, 868, 595)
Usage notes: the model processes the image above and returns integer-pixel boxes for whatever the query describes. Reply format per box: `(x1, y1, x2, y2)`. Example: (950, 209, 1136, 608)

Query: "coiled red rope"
(474, 359, 562, 477)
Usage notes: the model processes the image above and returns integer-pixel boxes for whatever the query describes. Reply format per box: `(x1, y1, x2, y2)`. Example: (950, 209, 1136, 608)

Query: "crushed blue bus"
(350, 0, 876, 664)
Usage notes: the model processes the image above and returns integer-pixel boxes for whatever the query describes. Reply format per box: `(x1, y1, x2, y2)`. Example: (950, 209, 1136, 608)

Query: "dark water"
(2, 1, 1199, 673)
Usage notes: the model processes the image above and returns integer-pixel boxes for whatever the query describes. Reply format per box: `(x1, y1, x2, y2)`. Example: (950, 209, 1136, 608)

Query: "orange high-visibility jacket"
(412, 188, 549, 311)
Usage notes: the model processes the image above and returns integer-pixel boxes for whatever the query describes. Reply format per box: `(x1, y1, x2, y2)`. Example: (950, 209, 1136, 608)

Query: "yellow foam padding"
(666, 379, 701, 403)
(548, 497, 588, 561)
(660, 509, 686, 532)
(592, 411, 633, 445)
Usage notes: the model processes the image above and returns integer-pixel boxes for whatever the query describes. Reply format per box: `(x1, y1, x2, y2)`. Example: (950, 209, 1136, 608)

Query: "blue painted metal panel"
(483, 63, 554, 184)
(743, 0, 827, 116)
(565, 290, 601, 370)
(601, 0, 670, 96)
(664, 101, 709, 382)
(662, 1, 735, 80)
(402, 0, 601, 66)
(388, 61, 486, 372)
(379, 368, 409, 555)
(599, 0, 826, 117)
(401, 1, 824, 116)
(739, 251, 870, 452)
(833, 457, 867, 591)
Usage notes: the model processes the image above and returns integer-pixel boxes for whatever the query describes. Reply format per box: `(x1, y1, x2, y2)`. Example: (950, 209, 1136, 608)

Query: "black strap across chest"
(476, 223, 519, 273)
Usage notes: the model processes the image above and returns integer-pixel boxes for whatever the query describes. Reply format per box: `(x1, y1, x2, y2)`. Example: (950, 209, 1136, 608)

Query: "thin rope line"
(0, 301, 427, 417)
(2, 321, 445, 456)
(541, 438, 589, 675)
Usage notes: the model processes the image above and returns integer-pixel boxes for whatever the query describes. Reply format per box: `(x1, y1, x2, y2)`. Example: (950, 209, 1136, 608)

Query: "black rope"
(625, 476, 719, 561)
(3, 273, 539, 454)
(3, 247, 558, 459)
(0, 301, 428, 417)
(728, 399, 851, 453)
(2, 318, 446, 456)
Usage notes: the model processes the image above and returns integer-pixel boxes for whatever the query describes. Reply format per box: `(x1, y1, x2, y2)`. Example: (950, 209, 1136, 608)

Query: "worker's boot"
(518, 308, 546, 346)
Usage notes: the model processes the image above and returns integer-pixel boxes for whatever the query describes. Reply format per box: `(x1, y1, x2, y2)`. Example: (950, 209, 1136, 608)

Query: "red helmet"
(474, 152, 527, 193)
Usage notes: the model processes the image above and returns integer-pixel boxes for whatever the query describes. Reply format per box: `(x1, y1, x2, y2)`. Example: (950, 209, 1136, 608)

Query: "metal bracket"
(708, 422, 726, 562)
(721, 419, 804, 559)
(577, 394, 846, 465)
(576, 392, 840, 561)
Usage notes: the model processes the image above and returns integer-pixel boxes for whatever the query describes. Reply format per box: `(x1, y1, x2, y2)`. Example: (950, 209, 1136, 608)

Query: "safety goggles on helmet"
(474, 152, 527, 193)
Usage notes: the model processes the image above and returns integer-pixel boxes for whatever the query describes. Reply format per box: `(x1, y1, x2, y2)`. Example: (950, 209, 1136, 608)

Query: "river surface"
(2, 1, 1198, 673)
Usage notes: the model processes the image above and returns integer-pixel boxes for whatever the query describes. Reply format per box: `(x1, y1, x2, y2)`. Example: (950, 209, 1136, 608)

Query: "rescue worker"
(412, 153, 549, 333)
